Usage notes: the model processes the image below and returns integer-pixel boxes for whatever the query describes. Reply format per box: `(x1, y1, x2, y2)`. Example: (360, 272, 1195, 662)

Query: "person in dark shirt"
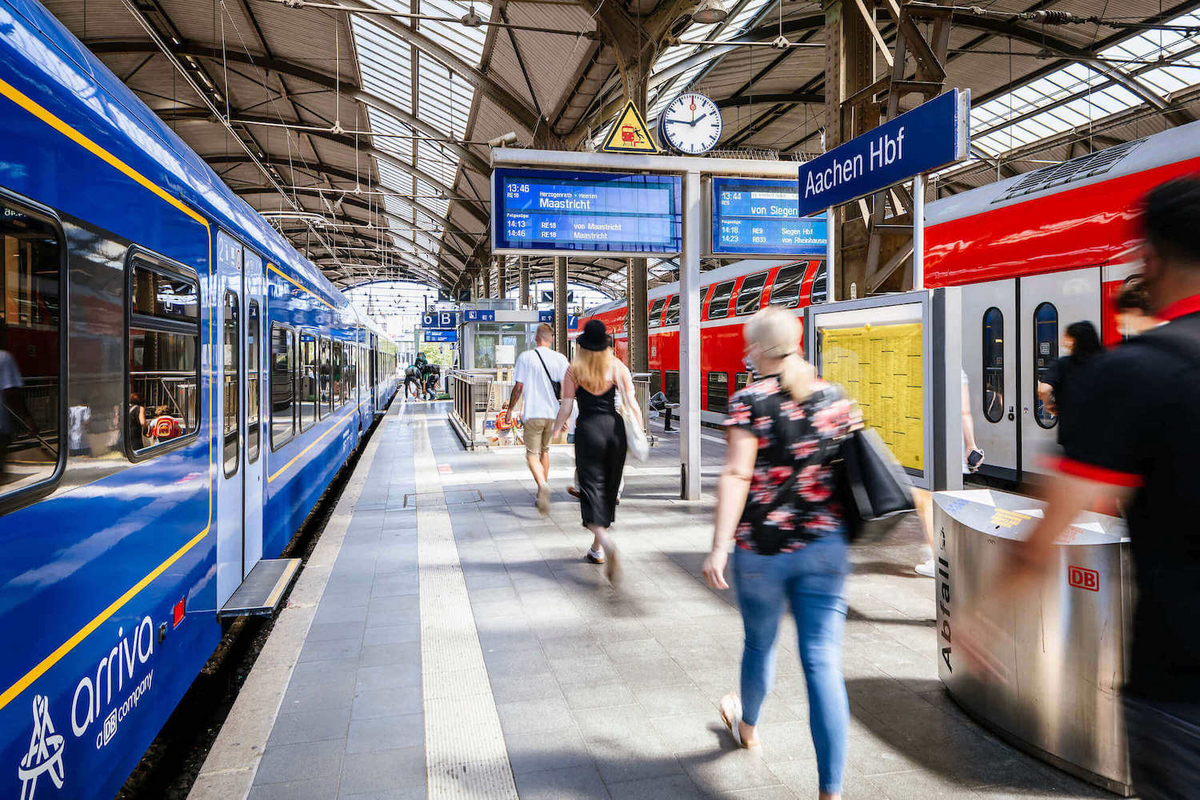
(1037, 320, 1103, 448)
(1003, 177, 1200, 800)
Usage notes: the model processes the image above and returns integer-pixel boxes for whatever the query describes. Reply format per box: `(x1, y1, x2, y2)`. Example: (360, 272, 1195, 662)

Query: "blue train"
(0, 0, 401, 797)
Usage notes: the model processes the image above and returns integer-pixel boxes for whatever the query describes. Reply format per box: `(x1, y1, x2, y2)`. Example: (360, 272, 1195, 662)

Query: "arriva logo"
(18, 694, 65, 800)
(70, 616, 156, 750)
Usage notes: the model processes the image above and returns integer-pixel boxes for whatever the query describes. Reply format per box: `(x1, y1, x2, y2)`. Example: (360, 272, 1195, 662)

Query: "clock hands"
(665, 112, 710, 127)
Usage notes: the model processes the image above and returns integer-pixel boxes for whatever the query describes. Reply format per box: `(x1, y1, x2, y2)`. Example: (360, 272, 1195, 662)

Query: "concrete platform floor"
(196, 401, 1116, 800)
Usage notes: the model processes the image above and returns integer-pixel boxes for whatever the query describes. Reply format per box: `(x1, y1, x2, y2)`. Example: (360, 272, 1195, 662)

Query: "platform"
(191, 400, 1114, 800)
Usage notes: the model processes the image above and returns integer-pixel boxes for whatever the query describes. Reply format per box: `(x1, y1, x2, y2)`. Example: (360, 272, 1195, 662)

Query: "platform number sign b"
(422, 311, 457, 330)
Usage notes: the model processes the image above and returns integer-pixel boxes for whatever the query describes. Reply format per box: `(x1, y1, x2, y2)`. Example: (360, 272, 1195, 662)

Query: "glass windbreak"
(768, 264, 805, 308)
(0, 204, 61, 495)
(736, 273, 768, 316)
(247, 301, 260, 462)
(664, 295, 680, 326)
(222, 292, 239, 476)
(708, 281, 735, 319)
(1033, 302, 1059, 429)
(270, 325, 295, 448)
(300, 332, 316, 430)
(648, 298, 666, 329)
(982, 307, 1004, 424)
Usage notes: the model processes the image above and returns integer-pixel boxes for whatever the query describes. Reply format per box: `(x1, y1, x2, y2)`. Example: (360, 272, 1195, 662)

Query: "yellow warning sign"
(821, 323, 924, 471)
(601, 101, 659, 154)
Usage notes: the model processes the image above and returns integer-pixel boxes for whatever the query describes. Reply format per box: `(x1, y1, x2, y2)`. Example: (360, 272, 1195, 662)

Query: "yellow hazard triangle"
(601, 101, 659, 154)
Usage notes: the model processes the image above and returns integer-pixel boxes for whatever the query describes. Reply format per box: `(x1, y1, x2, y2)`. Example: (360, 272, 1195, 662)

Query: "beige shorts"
(523, 418, 555, 456)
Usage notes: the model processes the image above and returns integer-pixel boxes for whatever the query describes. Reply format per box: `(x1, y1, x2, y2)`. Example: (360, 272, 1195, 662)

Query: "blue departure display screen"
(711, 177, 827, 256)
(492, 168, 682, 255)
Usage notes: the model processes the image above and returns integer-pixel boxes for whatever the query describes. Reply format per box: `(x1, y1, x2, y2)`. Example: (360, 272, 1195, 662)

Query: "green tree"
(419, 341, 453, 367)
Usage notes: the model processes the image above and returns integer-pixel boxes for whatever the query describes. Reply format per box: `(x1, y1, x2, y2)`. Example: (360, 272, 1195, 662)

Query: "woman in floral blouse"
(702, 306, 860, 800)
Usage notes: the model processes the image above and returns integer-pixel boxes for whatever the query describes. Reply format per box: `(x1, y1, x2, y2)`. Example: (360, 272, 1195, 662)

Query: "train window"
(648, 298, 666, 329)
(768, 264, 805, 308)
(332, 342, 342, 408)
(810, 264, 828, 305)
(708, 281, 735, 319)
(982, 307, 1004, 424)
(1033, 302, 1059, 429)
(0, 200, 63, 502)
(664, 371, 680, 404)
(735, 372, 750, 393)
(299, 332, 316, 431)
(320, 337, 331, 417)
(699, 287, 708, 319)
(664, 295, 680, 326)
(247, 301, 260, 463)
(736, 273, 768, 316)
(126, 256, 200, 463)
(222, 292, 240, 477)
(270, 324, 295, 449)
(707, 371, 730, 414)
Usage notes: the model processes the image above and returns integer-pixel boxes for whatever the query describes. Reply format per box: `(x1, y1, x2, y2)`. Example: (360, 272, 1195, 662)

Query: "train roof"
(583, 257, 816, 316)
(927, 118, 1200, 227)
(3, 0, 393, 343)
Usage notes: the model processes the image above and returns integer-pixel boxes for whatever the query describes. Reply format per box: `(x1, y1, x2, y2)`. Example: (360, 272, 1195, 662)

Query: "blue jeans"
(733, 536, 850, 795)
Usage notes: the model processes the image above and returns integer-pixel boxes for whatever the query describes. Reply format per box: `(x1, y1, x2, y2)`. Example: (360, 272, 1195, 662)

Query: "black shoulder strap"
(533, 348, 555, 384)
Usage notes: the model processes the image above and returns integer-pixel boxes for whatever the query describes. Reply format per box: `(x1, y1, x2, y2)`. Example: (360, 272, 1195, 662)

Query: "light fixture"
(691, 0, 728, 25)
(487, 131, 519, 148)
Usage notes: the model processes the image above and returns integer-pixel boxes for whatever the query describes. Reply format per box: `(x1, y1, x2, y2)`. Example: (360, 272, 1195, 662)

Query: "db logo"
(1068, 566, 1099, 592)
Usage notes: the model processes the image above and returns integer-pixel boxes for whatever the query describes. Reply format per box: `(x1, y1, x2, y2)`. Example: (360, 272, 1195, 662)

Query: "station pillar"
(519, 257, 530, 309)
(679, 170, 702, 500)
(554, 256, 569, 356)
(626, 259, 648, 371)
(481, 261, 491, 299)
(496, 255, 507, 302)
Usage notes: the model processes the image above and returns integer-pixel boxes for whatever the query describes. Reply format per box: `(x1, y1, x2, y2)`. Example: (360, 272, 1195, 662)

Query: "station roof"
(42, 0, 1200, 293)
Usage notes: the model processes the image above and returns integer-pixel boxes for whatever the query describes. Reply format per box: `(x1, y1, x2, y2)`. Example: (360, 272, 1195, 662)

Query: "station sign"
(710, 177, 828, 257)
(423, 329, 458, 343)
(463, 309, 496, 322)
(422, 310, 458, 329)
(796, 89, 969, 216)
(491, 168, 682, 257)
(538, 310, 580, 329)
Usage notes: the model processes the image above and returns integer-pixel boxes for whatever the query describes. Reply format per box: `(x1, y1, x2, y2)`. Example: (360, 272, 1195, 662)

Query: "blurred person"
(505, 323, 568, 513)
(1115, 277, 1161, 337)
(999, 177, 1200, 800)
(404, 364, 422, 399)
(1037, 321, 1103, 449)
(127, 391, 148, 453)
(0, 343, 24, 474)
(701, 306, 860, 800)
(915, 370, 983, 577)
(552, 319, 641, 581)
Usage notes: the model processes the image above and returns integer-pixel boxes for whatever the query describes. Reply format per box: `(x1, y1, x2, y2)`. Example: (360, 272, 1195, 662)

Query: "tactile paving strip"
(413, 417, 519, 799)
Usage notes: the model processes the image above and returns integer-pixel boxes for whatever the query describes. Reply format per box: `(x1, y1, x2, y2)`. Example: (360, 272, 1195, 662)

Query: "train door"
(962, 280, 1019, 480)
(1018, 269, 1101, 477)
(242, 251, 265, 572)
(215, 232, 244, 608)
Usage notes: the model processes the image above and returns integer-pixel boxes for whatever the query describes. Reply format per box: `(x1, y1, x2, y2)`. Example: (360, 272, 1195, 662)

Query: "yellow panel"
(821, 322, 923, 471)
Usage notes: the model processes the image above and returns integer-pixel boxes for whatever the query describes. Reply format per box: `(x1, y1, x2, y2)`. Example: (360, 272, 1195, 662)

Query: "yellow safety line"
(267, 403, 361, 483)
(268, 262, 335, 311)
(0, 76, 217, 713)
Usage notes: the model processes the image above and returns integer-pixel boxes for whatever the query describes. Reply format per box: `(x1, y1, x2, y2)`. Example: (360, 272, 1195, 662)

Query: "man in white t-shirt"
(505, 324, 569, 513)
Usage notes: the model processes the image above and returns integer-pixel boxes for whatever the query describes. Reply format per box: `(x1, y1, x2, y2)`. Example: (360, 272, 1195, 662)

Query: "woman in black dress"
(1037, 320, 1103, 448)
(553, 319, 642, 584)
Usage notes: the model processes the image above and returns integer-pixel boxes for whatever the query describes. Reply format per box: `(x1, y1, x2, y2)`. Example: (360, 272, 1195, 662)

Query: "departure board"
(710, 177, 827, 257)
(492, 168, 682, 256)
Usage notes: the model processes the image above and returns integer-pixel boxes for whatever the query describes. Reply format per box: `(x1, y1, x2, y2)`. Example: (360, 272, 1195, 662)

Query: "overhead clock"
(658, 92, 722, 155)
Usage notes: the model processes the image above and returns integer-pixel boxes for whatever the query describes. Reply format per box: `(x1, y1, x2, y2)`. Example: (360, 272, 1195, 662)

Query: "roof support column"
(520, 257, 531, 310)
(481, 262, 492, 299)
(554, 257, 569, 356)
(495, 255, 507, 302)
(679, 168, 702, 500)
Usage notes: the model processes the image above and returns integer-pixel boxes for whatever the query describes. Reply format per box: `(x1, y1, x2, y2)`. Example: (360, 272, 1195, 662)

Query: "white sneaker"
(915, 558, 936, 578)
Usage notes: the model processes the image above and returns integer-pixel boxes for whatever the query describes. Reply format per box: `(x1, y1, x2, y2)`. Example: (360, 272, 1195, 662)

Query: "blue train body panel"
(0, 1, 400, 798)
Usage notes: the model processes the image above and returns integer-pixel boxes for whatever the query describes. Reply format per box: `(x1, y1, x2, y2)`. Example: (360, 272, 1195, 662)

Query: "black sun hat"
(576, 319, 611, 351)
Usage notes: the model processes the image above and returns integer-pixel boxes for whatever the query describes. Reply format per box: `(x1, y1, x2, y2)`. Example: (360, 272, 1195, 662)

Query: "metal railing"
(631, 373, 656, 446)
(448, 370, 495, 449)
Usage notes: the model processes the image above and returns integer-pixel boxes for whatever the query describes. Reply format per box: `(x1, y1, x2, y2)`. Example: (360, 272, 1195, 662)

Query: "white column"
(825, 207, 836, 302)
(913, 173, 925, 291)
(679, 169, 702, 500)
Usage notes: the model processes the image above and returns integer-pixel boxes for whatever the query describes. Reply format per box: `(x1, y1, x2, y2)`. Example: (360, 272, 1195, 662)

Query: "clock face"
(659, 92, 722, 155)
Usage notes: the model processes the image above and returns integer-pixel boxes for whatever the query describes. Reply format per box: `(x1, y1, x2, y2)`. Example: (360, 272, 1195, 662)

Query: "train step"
(218, 558, 302, 619)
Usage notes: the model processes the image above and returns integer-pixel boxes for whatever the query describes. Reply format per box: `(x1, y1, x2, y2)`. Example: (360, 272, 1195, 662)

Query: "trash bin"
(933, 489, 1133, 795)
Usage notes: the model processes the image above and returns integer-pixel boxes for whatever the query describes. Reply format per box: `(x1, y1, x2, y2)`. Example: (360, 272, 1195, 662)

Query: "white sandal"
(719, 693, 758, 748)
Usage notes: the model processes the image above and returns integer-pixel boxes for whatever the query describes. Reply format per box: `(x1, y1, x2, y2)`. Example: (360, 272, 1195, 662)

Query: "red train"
(580, 119, 1200, 482)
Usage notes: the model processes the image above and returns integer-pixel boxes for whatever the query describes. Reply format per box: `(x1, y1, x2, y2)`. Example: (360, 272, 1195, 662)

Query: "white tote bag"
(620, 390, 649, 461)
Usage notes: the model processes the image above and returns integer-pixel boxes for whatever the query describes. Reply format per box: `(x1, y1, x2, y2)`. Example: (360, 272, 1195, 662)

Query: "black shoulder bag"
(837, 426, 916, 542)
(533, 349, 562, 400)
